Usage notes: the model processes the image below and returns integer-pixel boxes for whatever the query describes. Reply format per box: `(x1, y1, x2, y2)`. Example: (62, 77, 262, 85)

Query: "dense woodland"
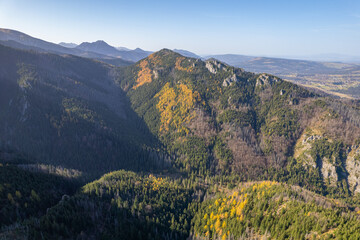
(1, 45, 360, 239)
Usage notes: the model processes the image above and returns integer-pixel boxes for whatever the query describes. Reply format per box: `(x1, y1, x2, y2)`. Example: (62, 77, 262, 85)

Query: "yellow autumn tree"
(155, 82, 201, 134)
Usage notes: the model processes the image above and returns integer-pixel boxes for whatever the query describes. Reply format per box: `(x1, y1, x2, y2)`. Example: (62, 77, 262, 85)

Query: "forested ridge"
(1, 45, 360, 239)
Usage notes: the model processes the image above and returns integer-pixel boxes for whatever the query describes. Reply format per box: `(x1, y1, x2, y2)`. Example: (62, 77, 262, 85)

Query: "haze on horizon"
(0, 0, 359, 58)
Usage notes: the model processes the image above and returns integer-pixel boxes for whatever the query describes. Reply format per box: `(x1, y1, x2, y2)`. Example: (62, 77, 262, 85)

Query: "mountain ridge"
(0, 28, 148, 64)
(2, 44, 360, 239)
(0, 28, 107, 58)
(76, 40, 120, 56)
(76, 40, 152, 62)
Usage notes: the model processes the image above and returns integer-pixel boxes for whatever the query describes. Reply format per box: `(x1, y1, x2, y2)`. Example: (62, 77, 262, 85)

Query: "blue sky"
(0, 0, 359, 56)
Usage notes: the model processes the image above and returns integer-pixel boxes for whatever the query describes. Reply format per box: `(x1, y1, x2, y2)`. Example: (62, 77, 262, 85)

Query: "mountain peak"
(78, 40, 112, 47)
(76, 40, 119, 56)
(94, 40, 108, 45)
(143, 48, 182, 62)
(153, 48, 179, 56)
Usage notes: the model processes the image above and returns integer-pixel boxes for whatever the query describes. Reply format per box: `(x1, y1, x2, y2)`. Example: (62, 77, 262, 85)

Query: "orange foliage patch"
(147, 53, 162, 66)
(133, 60, 152, 89)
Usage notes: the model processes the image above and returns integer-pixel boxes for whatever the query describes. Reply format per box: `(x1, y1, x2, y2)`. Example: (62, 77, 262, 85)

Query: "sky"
(0, 0, 359, 57)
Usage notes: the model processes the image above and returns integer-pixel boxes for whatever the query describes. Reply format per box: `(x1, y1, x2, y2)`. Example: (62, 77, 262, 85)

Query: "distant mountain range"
(75, 40, 152, 61)
(0, 28, 101, 57)
(60, 42, 135, 52)
(0, 28, 151, 63)
(76, 40, 122, 56)
(0, 28, 203, 64)
(58, 42, 77, 48)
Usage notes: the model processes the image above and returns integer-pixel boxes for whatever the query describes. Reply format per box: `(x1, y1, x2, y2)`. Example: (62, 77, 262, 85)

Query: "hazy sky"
(0, 0, 359, 56)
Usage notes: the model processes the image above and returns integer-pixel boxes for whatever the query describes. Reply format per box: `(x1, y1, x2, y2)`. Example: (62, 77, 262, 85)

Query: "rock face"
(222, 74, 239, 87)
(205, 59, 227, 74)
(296, 129, 360, 191)
(295, 130, 339, 186)
(256, 74, 280, 87)
(346, 145, 360, 193)
(294, 131, 322, 168)
(302, 135, 322, 144)
(320, 158, 338, 186)
(152, 70, 159, 79)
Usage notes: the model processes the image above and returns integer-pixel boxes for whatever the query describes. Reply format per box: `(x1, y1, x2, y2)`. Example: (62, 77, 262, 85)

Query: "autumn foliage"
(133, 59, 152, 89)
(198, 181, 276, 239)
(155, 82, 201, 133)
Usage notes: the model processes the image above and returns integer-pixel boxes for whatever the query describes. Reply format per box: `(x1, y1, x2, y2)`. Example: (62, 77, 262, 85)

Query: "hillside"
(0, 44, 166, 177)
(113, 49, 360, 197)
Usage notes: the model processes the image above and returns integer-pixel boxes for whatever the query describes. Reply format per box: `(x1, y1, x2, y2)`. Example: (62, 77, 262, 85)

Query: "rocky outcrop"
(294, 132, 323, 168)
(346, 145, 360, 193)
(152, 70, 159, 79)
(320, 158, 338, 186)
(296, 130, 360, 191)
(205, 59, 227, 74)
(302, 135, 322, 144)
(256, 74, 280, 87)
(295, 131, 338, 186)
(222, 74, 239, 87)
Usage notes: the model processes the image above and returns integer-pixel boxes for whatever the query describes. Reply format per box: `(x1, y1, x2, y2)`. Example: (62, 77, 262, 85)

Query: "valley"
(1, 29, 360, 239)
